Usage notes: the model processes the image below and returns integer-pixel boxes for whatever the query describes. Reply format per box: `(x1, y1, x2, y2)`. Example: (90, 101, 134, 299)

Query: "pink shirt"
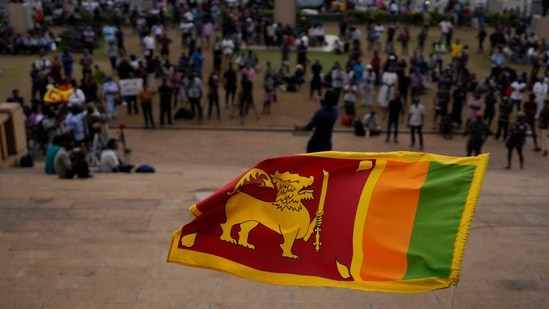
(467, 97, 482, 120)
(242, 67, 256, 83)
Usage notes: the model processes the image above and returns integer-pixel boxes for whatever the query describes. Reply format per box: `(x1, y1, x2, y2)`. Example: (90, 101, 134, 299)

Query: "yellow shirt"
(451, 43, 463, 58)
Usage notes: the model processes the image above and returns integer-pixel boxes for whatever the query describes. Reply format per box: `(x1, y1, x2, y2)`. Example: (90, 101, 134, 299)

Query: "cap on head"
(517, 111, 526, 117)
(475, 110, 484, 118)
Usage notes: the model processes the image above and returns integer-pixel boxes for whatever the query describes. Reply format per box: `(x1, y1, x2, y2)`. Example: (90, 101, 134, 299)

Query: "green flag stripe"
(403, 162, 475, 280)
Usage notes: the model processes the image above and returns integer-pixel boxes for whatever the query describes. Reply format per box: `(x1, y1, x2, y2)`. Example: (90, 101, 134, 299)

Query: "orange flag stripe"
(359, 160, 429, 281)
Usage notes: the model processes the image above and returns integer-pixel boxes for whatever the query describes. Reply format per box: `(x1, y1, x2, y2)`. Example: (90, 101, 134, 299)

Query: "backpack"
(174, 107, 194, 119)
(354, 119, 366, 136)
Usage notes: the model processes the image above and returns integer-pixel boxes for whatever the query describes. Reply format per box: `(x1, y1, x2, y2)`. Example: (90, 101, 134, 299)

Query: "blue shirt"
(45, 145, 61, 175)
(352, 64, 365, 83)
(192, 51, 203, 69)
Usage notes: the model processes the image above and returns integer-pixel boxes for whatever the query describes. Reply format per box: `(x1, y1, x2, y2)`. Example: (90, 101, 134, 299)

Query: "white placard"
(119, 78, 143, 96)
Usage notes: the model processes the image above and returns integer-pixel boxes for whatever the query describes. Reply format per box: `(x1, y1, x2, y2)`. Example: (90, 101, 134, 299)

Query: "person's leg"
(141, 103, 149, 127)
(160, 103, 165, 125)
(190, 98, 197, 115)
(214, 96, 220, 119)
(529, 122, 540, 149)
(208, 96, 213, 118)
(410, 126, 416, 146)
(506, 147, 513, 168)
(385, 120, 392, 142)
(393, 118, 399, 142)
(517, 147, 524, 169)
(418, 126, 424, 148)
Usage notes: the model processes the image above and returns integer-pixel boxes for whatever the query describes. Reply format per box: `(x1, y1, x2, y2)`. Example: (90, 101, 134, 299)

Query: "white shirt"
(300, 35, 309, 47)
(152, 24, 164, 36)
(183, 11, 193, 22)
(331, 69, 347, 88)
(179, 21, 194, 33)
(343, 84, 357, 102)
(510, 81, 526, 101)
(68, 88, 86, 107)
(374, 25, 384, 37)
(439, 21, 453, 34)
(100, 149, 119, 172)
(363, 113, 380, 129)
(408, 103, 425, 126)
(351, 28, 362, 41)
(533, 81, 548, 118)
(143, 35, 155, 50)
(221, 38, 235, 55)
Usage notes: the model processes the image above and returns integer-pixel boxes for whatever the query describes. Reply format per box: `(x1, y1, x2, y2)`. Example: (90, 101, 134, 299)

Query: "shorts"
(264, 91, 275, 101)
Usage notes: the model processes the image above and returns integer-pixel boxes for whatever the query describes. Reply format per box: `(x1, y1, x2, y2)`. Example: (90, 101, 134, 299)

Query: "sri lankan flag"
(167, 151, 489, 293)
(43, 87, 73, 104)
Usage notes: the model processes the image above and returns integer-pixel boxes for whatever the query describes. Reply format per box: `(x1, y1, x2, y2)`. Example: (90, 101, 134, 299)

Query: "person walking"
(138, 84, 156, 129)
(384, 91, 404, 143)
(465, 111, 490, 156)
(295, 90, 339, 153)
(408, 96, 425, 150)
(523, 94, 542, 151)
(505, 111, 527, 169)
(158, 78, 173, 126)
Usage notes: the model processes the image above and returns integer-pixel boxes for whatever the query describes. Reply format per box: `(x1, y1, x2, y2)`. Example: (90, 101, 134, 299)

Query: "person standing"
(408, 96, 425, 150)
(343, 78, 358, 117)
(465, 111, 490, 156)
(451, 83, 467, 128)
(377, 67, 398, 109)
(362, 64, 376, 107)
(510, 76, 527, 112)
(79, 49, 94, 79)
(523, 94, 541, 151)
(223, 62, 237, 109)
(138, 83, 156, 129)
(82, 26, 96, 54)
(220, 35, 235, 67)
(505, 111, 527, 169)
(158, 78, 173, 126)
(532, 77, 548, 119)
(495, 96, 513, 140)
(331, 62, 346, 103)
(295, 90, 339, 153)
(538, 100, 549, 156)
(310, 59, 323, 99)
(103, 77, 119, 119)
(207, 72, 220, 119)
(212, 37, 223, 76)
(60, 49, 74, 78)
(186, 73, 203, 122)
(384, 91, 404, 143)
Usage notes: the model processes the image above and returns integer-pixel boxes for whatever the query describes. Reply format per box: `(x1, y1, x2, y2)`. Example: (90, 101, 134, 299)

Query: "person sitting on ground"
(282, 64, 305, 92)
(100, 138, 134, 173)
(54, 134, 91, 179)
(45, 135, 64, 175)
(362, 110, 382, 136)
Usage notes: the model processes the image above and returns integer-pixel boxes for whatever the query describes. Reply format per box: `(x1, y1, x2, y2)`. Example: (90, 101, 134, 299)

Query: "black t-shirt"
(223, 69, 237, 89)
(387, 98, 403, 119)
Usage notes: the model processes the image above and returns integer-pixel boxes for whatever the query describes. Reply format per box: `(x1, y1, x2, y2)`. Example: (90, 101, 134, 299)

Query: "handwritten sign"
(119, 78, 143, 96)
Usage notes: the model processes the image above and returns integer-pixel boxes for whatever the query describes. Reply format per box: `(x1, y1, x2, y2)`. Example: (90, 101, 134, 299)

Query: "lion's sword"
(314, 169, 329, 252)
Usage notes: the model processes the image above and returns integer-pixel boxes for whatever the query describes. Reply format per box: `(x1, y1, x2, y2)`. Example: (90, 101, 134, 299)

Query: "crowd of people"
(4, 0, 549, 178)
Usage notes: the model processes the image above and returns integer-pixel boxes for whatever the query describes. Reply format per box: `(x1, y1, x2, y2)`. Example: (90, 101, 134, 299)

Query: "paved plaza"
(0, 127, 548, 308)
